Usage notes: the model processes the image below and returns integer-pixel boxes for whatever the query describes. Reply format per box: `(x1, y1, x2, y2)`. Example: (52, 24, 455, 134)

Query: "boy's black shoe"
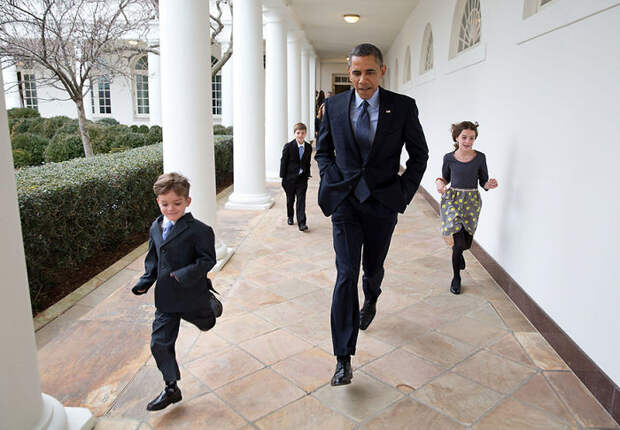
(209, 293, 223, 318)
(146, 384, 182, 411)
(450, 277, 461, 295)
(331, 355, 352, 386)
(287, 217, 294, 225)
(298, 223, 308, 231)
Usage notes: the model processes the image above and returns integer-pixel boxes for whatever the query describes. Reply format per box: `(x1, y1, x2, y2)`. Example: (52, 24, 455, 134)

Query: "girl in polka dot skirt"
(435, 121, 498, 295)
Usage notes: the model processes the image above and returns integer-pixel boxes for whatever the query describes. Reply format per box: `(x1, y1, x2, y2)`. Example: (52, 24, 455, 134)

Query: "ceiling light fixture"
(343, 14, 360, 24)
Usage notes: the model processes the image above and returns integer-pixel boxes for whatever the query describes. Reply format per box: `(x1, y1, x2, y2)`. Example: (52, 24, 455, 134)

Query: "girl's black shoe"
(450, 277, 461, 295)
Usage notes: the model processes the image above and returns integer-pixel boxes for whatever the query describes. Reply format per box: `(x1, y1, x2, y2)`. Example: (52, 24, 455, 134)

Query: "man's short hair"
(153, 172, 190, 198)
(293, 122, 307, 132)
(348, 43, 384, 67)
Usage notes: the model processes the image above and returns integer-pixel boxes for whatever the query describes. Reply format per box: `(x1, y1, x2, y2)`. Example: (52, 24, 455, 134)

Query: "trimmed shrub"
(138, 124, 150, 134)
(39, 116, 74, 139)
(44, 133, 85, 162)
(12, 149, 32, 168)
(129, 124, 140, 132)
(11, 133, 50, 166)
(8, 107, 40, 119)
(16, 144, 164, 313)
(146, 125, 162, 145)
(213, 124, 233, 135)
(116, 132, 148, 149)
(10, 117, 45, 136)
(55, 121, 81, 136)
(214, 135, 233, 184)
(96, 117, 119, 126)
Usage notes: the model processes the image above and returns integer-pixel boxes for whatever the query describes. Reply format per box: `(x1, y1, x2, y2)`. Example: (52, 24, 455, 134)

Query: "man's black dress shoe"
(330, 356, 352, 386)
(460, 255, 466, 270)
(146, 385, 182, 411)
(450, 277, 461, 295)
(287, 217, 294, 225)
(298, 223, 308, 231)
(359, 300, 377, 330)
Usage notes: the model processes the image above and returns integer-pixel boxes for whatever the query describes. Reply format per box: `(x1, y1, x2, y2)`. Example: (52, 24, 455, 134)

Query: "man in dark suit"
(280, 122, 312, 231)
(315, 43, 428, 386)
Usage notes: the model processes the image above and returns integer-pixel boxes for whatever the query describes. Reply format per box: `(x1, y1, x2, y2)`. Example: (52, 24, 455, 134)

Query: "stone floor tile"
(182, 332, 232, 364)
(411, 372, 503, 425)
(272, 347, 335, 393)
(403, 331, 477, 368)
(245, 270, 290, 288)
(364, 314, 429, 347)
(147, 392, 246, 429)
(489, 298, 536, 332)
(374, 288, 424, 314)
(38, 320, 152, 416)
(473, 398, 570, 430)
(276, 260, 323, 276)
(266, 278, 321, 300)
(224, 281, 286, 312)
(466, 302, 507, 329)
(312, 372, 403, 423)
(545, 371, 618, 428)
(361, 348, 443, 392)
(512, 373, 578, 426)
(397, 301, 460, 329)
(291, 288, 333, 311)
(284, 312, 332, 346)
(35, 303, 94, 349)
(253, 300, 316, 328)
(514, 332, 569, 370)
(184, 346, 264, 389)
(255, 395, 355, 430)
(212, 313, 276, 344)
(366, 398, 464, 430)
(216, 301, 248, 323)
(487, 333, 535, 368)
(437, 316, 507, 348)
(350, 333, 396, 368)
(422, 293, 485, 317)
(216, 368, 305, 422)
(239, 329, 313, 365)
(452, 350, 536, 394)
(94, 418, 141, 430)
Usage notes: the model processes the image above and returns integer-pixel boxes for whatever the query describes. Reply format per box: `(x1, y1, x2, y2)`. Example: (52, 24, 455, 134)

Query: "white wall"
(319, 61, 347, 94)
(387, 0, 620, 384)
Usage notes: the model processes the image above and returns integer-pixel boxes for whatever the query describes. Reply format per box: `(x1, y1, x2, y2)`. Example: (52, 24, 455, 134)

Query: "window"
(420, 24, 434, 73)
(97, 76, 111, 114)
(19, 72, 38, 111)
(404, 46, 411, 83)
(450, 0, 481, 58)
(90, 82, 95, 114)
(211, 56, 222, 115)
(523, 0, 555, 18)
(134, 56, 149, 115)
(332, 74, 352, 94)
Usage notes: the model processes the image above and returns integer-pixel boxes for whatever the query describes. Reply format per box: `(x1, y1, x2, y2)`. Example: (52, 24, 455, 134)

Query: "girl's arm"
(479, 154, 498, 190)
(436, 155, 450, 194)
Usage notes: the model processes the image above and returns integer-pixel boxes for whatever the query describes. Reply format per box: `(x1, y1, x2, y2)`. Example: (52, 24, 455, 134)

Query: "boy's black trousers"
(151, 308, 215, 382)
(283, 176, 308, 225)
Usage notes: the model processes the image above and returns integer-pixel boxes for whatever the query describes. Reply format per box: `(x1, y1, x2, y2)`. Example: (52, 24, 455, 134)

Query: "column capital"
(263, 5, 287, 24)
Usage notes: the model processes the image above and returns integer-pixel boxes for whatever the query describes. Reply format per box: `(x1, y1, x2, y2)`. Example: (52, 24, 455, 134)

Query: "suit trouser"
(151, 308, 215, 382)
(284, 176, 308, 224)
(330, 195, 398, 356)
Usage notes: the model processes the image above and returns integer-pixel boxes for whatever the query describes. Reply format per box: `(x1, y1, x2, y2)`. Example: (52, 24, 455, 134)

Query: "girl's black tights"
(451, 229, 473, 280)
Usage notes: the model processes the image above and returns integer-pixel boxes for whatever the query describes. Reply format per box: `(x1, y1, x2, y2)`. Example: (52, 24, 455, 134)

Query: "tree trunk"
(75, 98, 94, 157)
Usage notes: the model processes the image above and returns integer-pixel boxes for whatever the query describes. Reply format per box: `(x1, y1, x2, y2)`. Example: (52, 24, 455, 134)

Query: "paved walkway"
(36, 163, 618, 429)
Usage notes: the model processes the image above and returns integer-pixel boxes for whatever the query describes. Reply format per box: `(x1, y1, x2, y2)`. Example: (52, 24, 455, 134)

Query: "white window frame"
(332, 74, 352, 94)
(133, 55, 149, 118)
(446, 0, 486, 75)
(20, 71, 38, 111)
(523, 0, 555, 19)
(420, 24, 434, 74)
(211, 56, 222, 116)
(95, 75, 112, 116)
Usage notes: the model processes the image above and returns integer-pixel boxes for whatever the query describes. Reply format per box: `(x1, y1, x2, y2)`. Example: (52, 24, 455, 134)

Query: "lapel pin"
(386, 110, 391, 113)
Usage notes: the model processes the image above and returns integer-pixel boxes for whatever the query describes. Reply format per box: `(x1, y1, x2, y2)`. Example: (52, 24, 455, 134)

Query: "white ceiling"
(287, 0, 421, 60)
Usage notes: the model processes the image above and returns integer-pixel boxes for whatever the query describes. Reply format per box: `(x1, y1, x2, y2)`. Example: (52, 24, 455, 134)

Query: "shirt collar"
(163, 216, 175, 226)
(297, 141, 304, 147)
(354, 88, 380, 110)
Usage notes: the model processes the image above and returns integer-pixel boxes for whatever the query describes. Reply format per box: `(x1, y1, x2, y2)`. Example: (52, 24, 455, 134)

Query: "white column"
(300, 47, 309, 134)
(147, 21, 161, 126)
(308, 53, 317, 140)
(225, 0, 273, 210)
(0, 70, 94, 430)
(1, 59, 22, 109)
(160, 0, 232, 269)
(287, 31, 302, 140)
(220, 23, 233, 127)
(264, 13, 287, 182)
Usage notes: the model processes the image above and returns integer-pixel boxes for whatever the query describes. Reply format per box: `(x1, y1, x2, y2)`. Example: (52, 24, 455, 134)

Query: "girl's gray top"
(442, 150, 489, 189)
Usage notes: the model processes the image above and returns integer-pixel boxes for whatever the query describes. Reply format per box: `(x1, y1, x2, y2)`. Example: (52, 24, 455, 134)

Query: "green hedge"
(7, 107, 40, 119)
(17, 139, 233, 313)
(11, 133, 49, 166)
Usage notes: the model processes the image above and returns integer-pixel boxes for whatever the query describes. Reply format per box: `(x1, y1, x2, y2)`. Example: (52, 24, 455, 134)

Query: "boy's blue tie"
(162, 222, 173, 241)
(354, 100, 371, 202)
(298, 144, 304, 174)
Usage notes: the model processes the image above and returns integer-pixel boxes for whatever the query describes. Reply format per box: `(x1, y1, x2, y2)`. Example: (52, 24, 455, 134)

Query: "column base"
(213, 241, 234, 272)
(36, 393, 95, 430)
(224, 192, 274, 210)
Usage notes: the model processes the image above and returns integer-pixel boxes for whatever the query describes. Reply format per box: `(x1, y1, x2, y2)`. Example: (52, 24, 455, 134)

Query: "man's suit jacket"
(280, 139, 312, 182)
(133, 212, 216, 313)
(315, 87, 428, 216)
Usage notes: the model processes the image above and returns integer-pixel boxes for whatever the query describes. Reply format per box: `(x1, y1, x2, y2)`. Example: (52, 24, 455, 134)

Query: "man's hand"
(132, 286, 148, 295)
(484, 178, 498, 190)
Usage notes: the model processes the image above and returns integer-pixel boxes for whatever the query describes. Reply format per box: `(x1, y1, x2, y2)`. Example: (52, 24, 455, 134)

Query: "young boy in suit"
(280, 122, 312, 231)
(132, 172, 222, 411)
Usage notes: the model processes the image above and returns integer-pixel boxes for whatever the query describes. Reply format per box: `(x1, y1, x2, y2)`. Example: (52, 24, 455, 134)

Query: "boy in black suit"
(132, 172, 222, 411)
(280, 122, 312, 231)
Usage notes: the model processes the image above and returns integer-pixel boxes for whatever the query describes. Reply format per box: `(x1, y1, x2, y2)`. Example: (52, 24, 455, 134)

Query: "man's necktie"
(162, 222, 173, 241)
(354, 100, 372, 202)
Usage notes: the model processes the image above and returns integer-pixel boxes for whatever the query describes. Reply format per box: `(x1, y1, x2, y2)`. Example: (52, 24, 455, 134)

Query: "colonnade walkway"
(35, 163, 618, 429)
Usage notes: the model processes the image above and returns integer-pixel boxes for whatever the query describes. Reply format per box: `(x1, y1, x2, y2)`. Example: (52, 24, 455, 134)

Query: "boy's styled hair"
(293, 122, 307, 133)
(153, 172, 190, 198)
(451, 121, 479, 149)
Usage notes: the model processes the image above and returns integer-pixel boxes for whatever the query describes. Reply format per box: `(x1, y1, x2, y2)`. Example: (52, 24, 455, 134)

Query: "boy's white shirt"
(162, 216, 175, 227)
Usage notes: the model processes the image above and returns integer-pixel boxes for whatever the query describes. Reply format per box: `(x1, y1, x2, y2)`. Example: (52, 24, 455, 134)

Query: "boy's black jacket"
(133, 212, 216, 312)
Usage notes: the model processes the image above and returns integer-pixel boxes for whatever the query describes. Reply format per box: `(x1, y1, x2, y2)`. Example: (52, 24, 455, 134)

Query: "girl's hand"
(435, 178, 446, 194)
(484, 178, 498, 190)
